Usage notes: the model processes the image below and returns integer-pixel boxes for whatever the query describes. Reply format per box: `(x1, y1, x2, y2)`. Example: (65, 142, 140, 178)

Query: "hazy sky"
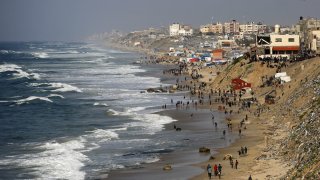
(0, 0, 319, 41)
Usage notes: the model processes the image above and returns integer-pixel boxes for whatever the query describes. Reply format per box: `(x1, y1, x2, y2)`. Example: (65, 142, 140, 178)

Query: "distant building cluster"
(199, 20, 267, 35)
(169, 23, 194, 36)
(291, 17, 320, 54)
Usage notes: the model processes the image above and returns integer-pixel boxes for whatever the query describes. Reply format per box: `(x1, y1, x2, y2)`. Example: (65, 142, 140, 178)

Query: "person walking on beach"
(214, 164, 218, 176)
(207, 164, 212, 179)
(235, 160, 239, 169)
(218, 164, 222, 174)
(230, 159, 234, 168)
(244, 146, 248, 154)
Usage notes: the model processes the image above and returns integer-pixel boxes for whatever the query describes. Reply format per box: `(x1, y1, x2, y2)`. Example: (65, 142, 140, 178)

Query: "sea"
(0, 42, 186, 179)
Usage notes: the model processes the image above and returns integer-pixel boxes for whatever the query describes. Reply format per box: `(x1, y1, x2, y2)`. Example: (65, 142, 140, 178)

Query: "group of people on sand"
(159, 61, 256, 180)
(207, 164, 222, 179)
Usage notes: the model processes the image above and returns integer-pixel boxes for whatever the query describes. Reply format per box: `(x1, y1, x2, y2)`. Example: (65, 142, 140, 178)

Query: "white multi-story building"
(257, 34, 300, 57)
(169, 23, 181, 36)
(240, 22, 267, 34)
(169, 23, 193, 36)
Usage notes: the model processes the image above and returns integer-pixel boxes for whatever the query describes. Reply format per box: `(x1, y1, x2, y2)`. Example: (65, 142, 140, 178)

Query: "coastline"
(100, 41, 301, 180)
(105, 42, 242, 179)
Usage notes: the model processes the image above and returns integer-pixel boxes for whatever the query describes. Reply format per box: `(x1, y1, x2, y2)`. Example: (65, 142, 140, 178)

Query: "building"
(217, 39, 237, 49)
(292, 17, 320, 50)
(309, 30, 320, 54)
(169, 23, 181, 36)
(257, 33, 300, 58)
(169, 23, 193, 36)
(200, 22, 223, 34)
(212, 49, 225, 60)
(224, 20, 240, 34)
(200, 24, 211, 34)
(240, 22, 267, 34)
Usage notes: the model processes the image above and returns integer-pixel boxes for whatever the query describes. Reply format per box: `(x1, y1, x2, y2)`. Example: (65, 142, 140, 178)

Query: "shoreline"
(105, 43, 243, 179)
(101, 41, 298, 179)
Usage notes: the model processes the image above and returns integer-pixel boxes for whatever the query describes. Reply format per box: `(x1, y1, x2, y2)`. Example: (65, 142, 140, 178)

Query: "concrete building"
(169, 23, 181, 36)
(200, 22, 223, 34)
(257, 34, 300, 58)
(309, 30, 320, 54)
(292, 17, 320, 50)
(240, 22, 267, 34)
(224, 20, 240, 34)
(169, 23, 193, 36)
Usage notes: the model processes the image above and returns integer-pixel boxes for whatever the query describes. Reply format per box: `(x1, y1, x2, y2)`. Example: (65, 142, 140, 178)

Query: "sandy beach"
(105, 40, 320, 179)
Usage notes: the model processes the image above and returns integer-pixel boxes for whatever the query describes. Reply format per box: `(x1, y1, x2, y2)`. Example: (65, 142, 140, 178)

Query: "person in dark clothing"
(235, 160, 239, 169)
(248, 175, 253, 180)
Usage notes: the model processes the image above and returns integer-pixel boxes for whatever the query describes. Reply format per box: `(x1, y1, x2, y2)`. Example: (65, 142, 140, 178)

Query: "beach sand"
(106, 55, 293, 180)
(107, 107, 239, 180)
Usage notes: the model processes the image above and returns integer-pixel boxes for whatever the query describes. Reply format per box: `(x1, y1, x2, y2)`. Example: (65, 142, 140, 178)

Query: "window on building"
(275, 38, 282, 42)
(288, 38, 295, 42)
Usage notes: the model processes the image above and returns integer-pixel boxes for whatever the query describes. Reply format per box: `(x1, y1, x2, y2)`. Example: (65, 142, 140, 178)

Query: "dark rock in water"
(199, 147, 210, 153)
(163, 164, 172, 171)
(147, 88, 156, 93)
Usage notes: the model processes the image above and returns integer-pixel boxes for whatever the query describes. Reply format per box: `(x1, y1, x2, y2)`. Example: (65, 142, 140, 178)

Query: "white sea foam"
(0, 50, 22, 54)
(93, 102, 108, 107)
(107, 108, 176, 134)
(32, 52, 49, 59)
(0, 50, 9, 54)
(29, 82, 82, 93)
(0, 140, 88, 180)
(0, 64, 22, 72)
(83, 129, 119, 143)
(50, 83, 82, 93)
(107, 109, 121, 116)
(0, 64, 41, 80)
(15, 96, 53, 105)
(47, 94, 65, 99)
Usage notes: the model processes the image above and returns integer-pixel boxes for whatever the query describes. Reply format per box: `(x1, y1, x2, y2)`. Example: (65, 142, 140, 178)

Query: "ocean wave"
(0, 64, 41, 80)
(32, 52, 49, 59)
(83, 128, 119, 143)
(107, 108, 176, 134)
(30, 82, 82, 93)
(93, 102, 108, 107)
(50, 83, 82, 93)
(15, 96, 53, 105)
(47, 94, 65, 99)
(0, 50, 22, 54)
(107, 109, 121, 116)
(0, 140, 88, 180)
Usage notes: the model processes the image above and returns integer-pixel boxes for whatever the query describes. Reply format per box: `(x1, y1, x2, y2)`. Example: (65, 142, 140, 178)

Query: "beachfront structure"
(224, 20, 240, 35)
(257, 34, 300, 58)
(239, 22, 267, 34)
(169, 23, 193, 36)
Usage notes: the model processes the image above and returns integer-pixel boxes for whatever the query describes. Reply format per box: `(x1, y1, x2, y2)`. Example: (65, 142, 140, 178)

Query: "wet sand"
(107, 108, 239, 180)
